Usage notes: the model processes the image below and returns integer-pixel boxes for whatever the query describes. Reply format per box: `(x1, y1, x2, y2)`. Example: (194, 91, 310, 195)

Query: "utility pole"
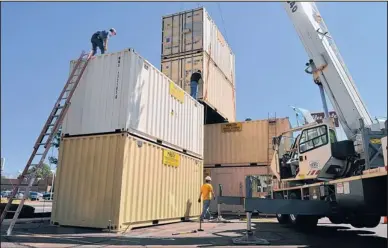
(1, 158, 5, 176)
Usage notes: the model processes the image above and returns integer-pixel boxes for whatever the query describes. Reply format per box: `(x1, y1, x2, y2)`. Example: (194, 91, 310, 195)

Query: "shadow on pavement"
(1, 220, 386, 247)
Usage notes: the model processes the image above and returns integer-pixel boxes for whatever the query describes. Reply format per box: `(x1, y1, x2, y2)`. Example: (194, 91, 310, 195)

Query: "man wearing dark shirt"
(190, 70, 202, 99)
(91, 28, 117, 57)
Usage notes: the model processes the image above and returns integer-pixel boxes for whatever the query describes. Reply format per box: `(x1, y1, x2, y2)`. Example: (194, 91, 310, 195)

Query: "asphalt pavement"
(0, 217, 386, 248)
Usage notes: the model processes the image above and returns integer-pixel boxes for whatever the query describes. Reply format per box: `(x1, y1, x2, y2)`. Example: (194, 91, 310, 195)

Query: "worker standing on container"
(190, 70, 202, 99)
(90, 28, 117, 57)
(198, 176, 215, 221)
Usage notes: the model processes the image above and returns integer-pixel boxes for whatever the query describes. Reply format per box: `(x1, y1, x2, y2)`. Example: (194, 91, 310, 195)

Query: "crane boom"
(283, 2, 373, 140)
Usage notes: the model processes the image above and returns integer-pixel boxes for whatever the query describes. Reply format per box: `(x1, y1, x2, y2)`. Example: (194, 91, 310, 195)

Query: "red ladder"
(0, 51, 92, 235)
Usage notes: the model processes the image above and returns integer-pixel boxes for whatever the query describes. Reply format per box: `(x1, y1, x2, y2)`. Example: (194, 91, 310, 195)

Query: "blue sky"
(1, 2, 387, 177)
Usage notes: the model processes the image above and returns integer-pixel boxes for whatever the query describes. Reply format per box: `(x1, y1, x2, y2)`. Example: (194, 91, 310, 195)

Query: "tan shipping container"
(204, 118, 291, 166)
(161, 51, 236, 122)
(206, 167, 270, 213)
(51, 133, 203, 231)
(161, 7, 235, 84)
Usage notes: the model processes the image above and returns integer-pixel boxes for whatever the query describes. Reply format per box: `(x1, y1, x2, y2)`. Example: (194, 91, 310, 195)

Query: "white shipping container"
(161, 51, 236, 122)
(62, 48, 204, 158)
(162, 7, 235, 84)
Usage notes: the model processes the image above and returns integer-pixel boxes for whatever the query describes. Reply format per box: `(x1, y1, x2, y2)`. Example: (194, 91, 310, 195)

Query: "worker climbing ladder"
(0, 50, 92, 236)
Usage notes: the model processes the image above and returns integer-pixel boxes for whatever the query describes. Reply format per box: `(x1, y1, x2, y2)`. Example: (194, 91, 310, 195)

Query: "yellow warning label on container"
(221, 123, 242, 133)
(163, 149, 180, 167)
(370, 138, 381, 144)
(169, 82, 185, 103)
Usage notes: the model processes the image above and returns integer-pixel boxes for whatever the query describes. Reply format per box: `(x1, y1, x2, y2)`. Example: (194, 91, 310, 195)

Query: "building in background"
(1, 176, 54, 192)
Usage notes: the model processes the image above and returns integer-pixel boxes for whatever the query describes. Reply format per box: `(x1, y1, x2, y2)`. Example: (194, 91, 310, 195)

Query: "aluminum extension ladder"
(0, 50, 92, 236)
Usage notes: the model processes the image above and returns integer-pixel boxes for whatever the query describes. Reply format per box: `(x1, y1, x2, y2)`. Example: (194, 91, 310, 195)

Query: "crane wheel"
(276, 214, 290, 224)
(328, 215, 344, 224)
(350, 214, 381, 228)
(288, 192, 318, 231)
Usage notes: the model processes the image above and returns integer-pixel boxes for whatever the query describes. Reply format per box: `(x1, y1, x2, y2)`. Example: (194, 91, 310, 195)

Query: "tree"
(22, 163, 53, 179)
(48, 128, 62, 166)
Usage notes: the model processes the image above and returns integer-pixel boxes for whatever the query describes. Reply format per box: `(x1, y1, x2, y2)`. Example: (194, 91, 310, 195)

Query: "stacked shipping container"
(203, 118, 292, 210)
(62, 49, 204, 158)
(52, 133, 203, 230)
(204, 119, 291, 167)
(52, 49, 204, 231)
(161, 8, 236, 123)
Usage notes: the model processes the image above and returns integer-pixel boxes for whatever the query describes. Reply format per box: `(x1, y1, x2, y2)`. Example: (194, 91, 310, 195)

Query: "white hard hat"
(205, 176, 212, 181)
(109, 28, 117, 35)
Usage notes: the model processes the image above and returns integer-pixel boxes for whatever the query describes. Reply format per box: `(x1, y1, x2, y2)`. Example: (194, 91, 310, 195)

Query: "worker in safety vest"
(90, 28, 117, 57)
(190, 70, 202, 99)
(198, 176, 215, 221)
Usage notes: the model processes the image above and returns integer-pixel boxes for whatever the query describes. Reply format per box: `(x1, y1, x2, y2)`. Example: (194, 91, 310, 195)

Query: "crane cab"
(270, 123, 360, 183)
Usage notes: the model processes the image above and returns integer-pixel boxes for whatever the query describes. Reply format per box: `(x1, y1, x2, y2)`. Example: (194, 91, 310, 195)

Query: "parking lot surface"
(1, 217, 386, 248)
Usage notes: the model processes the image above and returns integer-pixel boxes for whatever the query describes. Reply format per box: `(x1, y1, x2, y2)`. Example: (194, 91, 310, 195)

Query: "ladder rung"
(61, 97, 67, 100)
(35, 153, 44, 156)
(37, 143, 47, 146)
(48, 124, 55, 127)
(52, 115, 60, 118)
(56, 105, 64, 109)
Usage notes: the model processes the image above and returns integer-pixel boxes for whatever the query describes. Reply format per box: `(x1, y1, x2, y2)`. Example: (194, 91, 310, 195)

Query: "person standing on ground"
(190, 70, 202, 99)
(198, 176, 215, 221)
(90, 28, 117, 57)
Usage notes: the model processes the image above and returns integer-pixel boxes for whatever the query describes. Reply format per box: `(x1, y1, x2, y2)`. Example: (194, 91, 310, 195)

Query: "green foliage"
(25, 163, 53, 179)
(48, 128, 62, 165)
(51, 127, 62, 149)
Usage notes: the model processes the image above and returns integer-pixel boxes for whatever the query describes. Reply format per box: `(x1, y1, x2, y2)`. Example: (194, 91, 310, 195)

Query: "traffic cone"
(382, 217, 387, 224)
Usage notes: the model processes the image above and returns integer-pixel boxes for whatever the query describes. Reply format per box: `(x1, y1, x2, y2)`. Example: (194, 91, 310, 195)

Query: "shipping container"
(204, 118, 292, 166)
(382, 136, 387, 165)
(161, 7, 235, 84)
(51, 133, 203, 230)
(161, 51, 236, 122)
(62, 48, 204, 158)
(205, 167, 270, 213)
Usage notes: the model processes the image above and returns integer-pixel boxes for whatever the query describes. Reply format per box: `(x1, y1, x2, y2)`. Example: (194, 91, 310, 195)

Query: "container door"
(183, 11, 193, 53)
(184, 56, 194, 93)
(162, 16, 173, 57)
(171, 15, 181, 55)
(192, 9, 203, 51)
(132, 61, 150, 135)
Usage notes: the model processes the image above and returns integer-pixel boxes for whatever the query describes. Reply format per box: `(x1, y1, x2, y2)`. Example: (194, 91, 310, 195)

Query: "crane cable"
(216, 3, 230, 45)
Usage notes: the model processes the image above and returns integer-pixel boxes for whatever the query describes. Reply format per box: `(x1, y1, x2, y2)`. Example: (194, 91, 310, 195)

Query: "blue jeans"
(190, 81, 198, 99)
(200, 200, 211, 220)
(91, 35, 105, 56)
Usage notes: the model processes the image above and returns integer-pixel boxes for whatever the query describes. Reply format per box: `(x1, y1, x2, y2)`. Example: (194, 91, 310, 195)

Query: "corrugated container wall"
(205, 167, 270, 213)
(204, 119, 291, 166)
(62, 49, 204, 158)
(161, 52, 236, 122)
(51, 133, 203, 230)
(161, 8, 235, 84)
